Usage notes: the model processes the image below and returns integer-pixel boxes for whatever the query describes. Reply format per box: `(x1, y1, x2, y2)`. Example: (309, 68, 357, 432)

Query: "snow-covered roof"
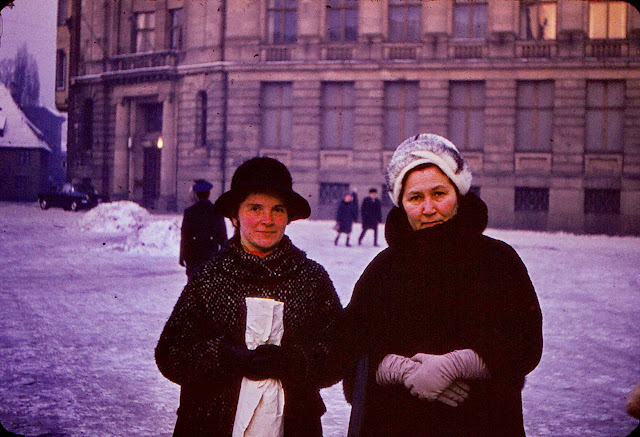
(0, 83, 50, 152)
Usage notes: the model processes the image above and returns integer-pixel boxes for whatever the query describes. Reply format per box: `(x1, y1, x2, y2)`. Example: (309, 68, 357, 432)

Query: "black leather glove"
(250, 344, 292, 381)
(220, 342, 262, 379)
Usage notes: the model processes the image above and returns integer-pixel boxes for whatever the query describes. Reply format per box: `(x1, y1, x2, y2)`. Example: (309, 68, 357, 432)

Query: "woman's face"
(232, 192, 289, 254)
(401, 166, 459, 231)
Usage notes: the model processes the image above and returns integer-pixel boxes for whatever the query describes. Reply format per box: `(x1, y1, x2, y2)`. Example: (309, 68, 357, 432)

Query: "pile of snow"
(78, 201, 150, 234)
(78, 201, 181, 255)
(123, 217, 181, 256)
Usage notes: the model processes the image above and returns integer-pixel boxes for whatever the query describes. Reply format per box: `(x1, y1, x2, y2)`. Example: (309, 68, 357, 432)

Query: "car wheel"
(39, 199, 49, 210)
(70, 201, 79, 212)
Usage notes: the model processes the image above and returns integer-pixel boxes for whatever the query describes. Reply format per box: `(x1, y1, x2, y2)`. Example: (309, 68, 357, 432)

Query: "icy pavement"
(0, 201, 638, 436)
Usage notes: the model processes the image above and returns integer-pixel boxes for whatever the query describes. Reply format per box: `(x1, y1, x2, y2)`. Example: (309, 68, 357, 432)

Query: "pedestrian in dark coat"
(334, 193, 358, 247)
(342, 134, 543, 436)
(358, 188, 382, 247)
(156, 157, 343, 436)
(179, 179, 228, 278)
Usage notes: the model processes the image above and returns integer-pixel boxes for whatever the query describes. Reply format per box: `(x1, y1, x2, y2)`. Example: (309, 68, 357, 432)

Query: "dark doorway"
(143, 145, 161, 209)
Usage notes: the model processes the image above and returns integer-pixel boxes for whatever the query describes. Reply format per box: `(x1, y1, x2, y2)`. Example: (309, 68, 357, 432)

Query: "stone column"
(159, 94, 178, 211)
(112, 98, 131, 200)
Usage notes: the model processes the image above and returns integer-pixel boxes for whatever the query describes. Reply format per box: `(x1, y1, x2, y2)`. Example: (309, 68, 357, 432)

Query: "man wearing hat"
(358, 188, 383, 247)
(156, 157, 343, 436)
(179, 179, 228, 278)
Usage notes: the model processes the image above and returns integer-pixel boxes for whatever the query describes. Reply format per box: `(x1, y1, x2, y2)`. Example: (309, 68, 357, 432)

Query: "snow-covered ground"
(0, 201, 638, 436)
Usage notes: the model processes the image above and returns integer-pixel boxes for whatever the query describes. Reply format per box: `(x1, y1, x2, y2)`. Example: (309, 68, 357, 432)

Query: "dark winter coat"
(179, 199, 228, 277)
(336, 200, 358, 233)
(360, 197, 382, 229)
(156, 235, 343, 436)
(342, 193, 543, 436)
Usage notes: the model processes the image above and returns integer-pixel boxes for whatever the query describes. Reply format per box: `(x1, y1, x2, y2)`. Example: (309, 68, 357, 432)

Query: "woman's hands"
(220, 342, 291, 381)
(376, 349, 489, 407)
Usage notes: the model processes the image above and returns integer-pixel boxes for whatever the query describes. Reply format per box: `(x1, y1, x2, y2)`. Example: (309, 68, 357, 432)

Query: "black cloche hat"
(213, 157, 311, 221)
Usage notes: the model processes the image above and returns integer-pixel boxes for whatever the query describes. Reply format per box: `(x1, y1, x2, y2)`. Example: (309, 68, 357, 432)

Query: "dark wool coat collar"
(384, 192, 488, 248)
(217, 235, 306, 282)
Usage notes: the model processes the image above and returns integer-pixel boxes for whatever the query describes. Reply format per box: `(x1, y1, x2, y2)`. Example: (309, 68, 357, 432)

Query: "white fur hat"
(386, 133, 472, 206)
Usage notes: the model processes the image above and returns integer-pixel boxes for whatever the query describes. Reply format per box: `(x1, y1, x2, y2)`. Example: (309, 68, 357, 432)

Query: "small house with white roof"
(0, 84, 51, 201)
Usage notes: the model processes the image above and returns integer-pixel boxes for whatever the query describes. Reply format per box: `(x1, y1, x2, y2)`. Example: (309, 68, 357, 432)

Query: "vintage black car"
(38, 183, 108, 212)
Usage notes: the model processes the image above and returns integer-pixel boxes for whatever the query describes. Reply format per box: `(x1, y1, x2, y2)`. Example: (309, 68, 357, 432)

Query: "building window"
(453, 0, 488, 39)
(448, 81, 485, 151)
(261, 83, 293, 149)
(320, 182, 349, 205)
(515, 187, 549, 212)
(322, 82, 355, 150)
(57, 0, 68, 26)
(584, 189, 620, 214)
(586, 81, 624, 152)
(589, 1, 627, 39)
(55, 50, 67, 91)
(520, 0, 556, 40)
(516, 81, 554, 152)
(80, 99, 94, 151)
(142, 103, 163, 134)
(327, 0, 358, 42)
(384, 82, 419, 150)
(169, 8, 184, 50)
(268, 0, 297, 44)
(195, 91, 207, 148)
(133, 12, 156, 53)
(388, 0, 421, 42)
(19, 150, 31, 166)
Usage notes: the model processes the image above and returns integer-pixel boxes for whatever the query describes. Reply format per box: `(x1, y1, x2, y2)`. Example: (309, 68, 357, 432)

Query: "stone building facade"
(56, 0, 640, 234)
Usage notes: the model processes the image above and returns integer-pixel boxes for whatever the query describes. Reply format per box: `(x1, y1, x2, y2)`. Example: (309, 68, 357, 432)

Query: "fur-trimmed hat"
(386, 133, 472, 206)
(213, 157, 311, 221)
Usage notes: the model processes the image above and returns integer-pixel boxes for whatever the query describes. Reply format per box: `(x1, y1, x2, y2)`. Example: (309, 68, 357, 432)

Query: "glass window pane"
(454, 5, 470, 38)
(281, 110, 292, 148)
(385, 110, 402, 149)
(469, 83, 485, 107)
(404, 83, 419, 107)
(323, 111, 338, 148)
(606, 110, 624, 151)
(608, 2, 627, 39)
(607, 82, 625, 107)
(385, 83, 402, 105)
(538, 82, 554, 107)
(345, 10, 358, 41)
(407, 7, 421, 41)
(323, 83, 338, 106)
(284, 11, 297, 43)
(536, 109, 553, 151)
(585, 110, 604, 151)
(389, 8, 404, 42)
(342, 110, 354, 149)
(328, 9, 341, 41)
(518, 82, 535, 106)
(473, 4, 488, 38)
(281, 83, 292, 106)
(589, 3, 607, 38)
(587, 82, 605, 108)
(468, 110, 484, 150)
(343, 83, 354, 105)
(271, 11, 282, 43)
(448, 110, 467, 148)
(540, 3, 556, 40)
(404, 109, 418, 140)
(263, 109, 279, 148)
(516, 110, 534, 150)
(450, 83, 467, 106)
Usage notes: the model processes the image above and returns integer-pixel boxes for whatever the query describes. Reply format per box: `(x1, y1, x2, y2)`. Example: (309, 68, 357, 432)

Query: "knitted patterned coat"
(156, 235, 343, 436)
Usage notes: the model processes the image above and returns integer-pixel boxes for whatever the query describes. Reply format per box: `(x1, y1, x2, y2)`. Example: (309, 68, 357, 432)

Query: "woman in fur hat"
(156, 157, 343, 436)
(342, 134, 543, 436)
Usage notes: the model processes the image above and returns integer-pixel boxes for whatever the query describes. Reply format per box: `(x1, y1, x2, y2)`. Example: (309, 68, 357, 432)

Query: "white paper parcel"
(232, 297, 285, 437)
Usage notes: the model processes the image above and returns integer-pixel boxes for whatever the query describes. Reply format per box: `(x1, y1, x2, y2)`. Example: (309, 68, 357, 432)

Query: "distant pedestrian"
(350, 189, 360, 223)
(335, 192, 357, 247)
(358, 188, 382, 247)
(179, 179, 227, 278)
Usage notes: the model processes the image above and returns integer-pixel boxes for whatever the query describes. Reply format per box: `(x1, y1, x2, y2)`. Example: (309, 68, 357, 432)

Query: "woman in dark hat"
(156, 157, 343, 436)
(342, 134, 543, 436)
